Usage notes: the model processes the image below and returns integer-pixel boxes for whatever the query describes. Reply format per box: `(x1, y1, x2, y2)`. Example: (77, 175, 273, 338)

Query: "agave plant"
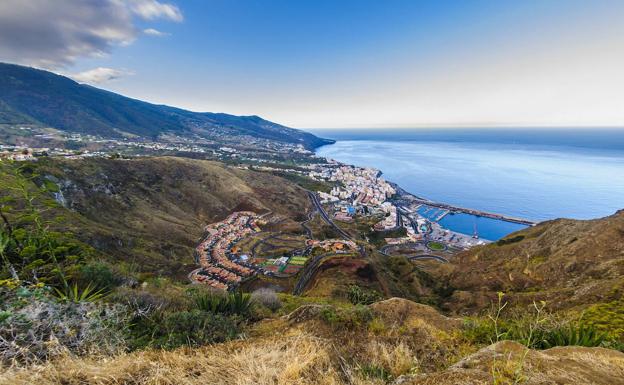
(194, 290, 251, 315)
(540, 323, 608, 348)
(194, 292, 229, 313)
(54, 282, 107, 303)
(227, 290, 252, 315)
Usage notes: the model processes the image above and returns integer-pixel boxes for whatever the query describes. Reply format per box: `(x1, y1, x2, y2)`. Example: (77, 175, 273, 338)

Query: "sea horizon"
(313, 128, 624, 239)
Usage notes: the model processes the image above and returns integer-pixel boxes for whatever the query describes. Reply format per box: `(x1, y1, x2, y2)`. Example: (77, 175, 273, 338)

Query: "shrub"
(537, 323, 608, 349)
(53, 282, 108, 303)
(580, 300, 624, 340)
(347, 285, 382, 305)
(251, 288, 282, 311)
(463, 295, 616, 350)
(320, 305, 373, 329)
(358, 364, 392, 381)
(116, 283, 192, 313)
(0, 284, 130, 365)
(75, 261, 123, 291)
(496, 235, 525, 246)
(362, 340, 417, 379)
(130, 309, 241, 350)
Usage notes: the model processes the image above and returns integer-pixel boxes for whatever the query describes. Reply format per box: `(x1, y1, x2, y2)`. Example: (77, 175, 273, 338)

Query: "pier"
(411, 199, 537, 226)
(434, 210, 450, 221)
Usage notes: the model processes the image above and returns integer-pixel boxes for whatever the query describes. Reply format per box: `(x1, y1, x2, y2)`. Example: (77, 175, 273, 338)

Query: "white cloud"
(131, 0, 183, 22)
(0, 0, 182, 69)
(71, 67, 133, 84)
(144, 28, 170, 37)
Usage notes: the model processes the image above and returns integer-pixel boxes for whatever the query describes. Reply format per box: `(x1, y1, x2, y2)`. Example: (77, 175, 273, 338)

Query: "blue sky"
(1, 0, 623, 128)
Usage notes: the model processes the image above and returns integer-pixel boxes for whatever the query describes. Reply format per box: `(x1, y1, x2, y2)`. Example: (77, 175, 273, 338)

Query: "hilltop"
(435, 210, 624, 314)
(0, 62, 333, 149)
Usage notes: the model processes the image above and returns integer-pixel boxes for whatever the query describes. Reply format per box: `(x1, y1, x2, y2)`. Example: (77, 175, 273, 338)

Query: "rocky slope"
(439, 210, 624, 313)
(403, 340, 624, 385)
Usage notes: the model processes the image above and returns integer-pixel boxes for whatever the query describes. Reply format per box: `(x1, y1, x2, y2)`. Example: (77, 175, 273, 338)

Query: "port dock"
(411, 198, 537, 226)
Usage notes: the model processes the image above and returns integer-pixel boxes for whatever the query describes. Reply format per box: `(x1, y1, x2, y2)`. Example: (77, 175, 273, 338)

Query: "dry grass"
(0, 334, 345, 385)
(364, 340, 418, 377)
(2, 302, 623, 385)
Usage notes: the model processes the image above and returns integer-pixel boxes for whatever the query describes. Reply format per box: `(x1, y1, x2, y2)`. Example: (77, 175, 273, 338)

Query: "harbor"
(391, 184, 532, 242)
(410, 198, 537, 226)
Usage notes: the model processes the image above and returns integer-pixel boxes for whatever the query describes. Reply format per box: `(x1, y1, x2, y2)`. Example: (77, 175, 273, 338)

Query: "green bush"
(580, 300, 624, 340)
(75, 261, 123, 291)
(130, 309, 241, 350)
(53, 282, 107, 303)
(0, 162, 96, 285)
(320, 304, 373, 329)
(347, 285, 382, 305)
(464, 315, 612, 349)
(462, 317, 499, 344)
(496, 235, 525, 246)
(112, 285, 191, 313)
(358, 364, 392, 381)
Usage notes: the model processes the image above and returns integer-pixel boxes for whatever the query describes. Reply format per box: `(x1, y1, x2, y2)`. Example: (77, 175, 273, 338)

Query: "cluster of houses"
(373, 202, 400, 231)
(310, 165, 397, 224)
(0, 145, 112, 161)
(312, 165, 395, 207)
(0, 147, 35, 161)
(190, 211, 263, 290)
(305, 239, 357, 253)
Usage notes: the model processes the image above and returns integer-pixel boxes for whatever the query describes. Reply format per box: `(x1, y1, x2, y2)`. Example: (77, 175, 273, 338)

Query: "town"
(188, 211, 358, 290)
(3, 125, 516, 278)
(306, 161, 490, 250)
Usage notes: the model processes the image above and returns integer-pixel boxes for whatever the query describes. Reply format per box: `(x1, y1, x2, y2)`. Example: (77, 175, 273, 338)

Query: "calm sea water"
(313, 128, 624, 240)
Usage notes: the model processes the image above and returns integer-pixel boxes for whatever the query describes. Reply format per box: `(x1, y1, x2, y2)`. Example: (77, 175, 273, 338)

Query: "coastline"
(315, 150, 538, 225)
(314, 144, 536, 241)
(312, 132, 624, 222)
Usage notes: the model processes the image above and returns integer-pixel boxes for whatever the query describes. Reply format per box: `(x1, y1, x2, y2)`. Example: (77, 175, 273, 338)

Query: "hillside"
(438, 210, 624, 313)
(2, 297, 623, 385)
(0, 62, 333, 149)
(1, 156, 623, 383)
(30, 157, 311, 279)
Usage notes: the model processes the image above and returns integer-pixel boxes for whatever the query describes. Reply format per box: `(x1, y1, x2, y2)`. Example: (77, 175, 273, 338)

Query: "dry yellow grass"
(0, 334, 344, 385)
(364, 340, 417, 377)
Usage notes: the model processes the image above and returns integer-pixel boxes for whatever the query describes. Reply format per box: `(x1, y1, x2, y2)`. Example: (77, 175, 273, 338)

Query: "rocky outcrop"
(400, 340, 624, 385)
(370, 297, 461, 332)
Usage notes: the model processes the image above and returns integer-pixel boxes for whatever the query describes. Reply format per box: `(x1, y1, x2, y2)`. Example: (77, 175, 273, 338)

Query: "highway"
(306, 191, 353, 240)
(380, 242, 449, 263)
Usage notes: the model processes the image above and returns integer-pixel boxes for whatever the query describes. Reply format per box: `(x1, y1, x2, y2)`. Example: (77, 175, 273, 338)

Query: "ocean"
(312, 128, 624, 240)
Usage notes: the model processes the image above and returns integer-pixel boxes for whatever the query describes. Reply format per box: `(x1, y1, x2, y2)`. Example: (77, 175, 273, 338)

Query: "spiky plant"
(54, 282, 107, 303)
(540, 323, 608, 348)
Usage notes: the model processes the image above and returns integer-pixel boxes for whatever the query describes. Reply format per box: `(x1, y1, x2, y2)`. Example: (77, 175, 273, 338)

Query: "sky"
(1, 0, 624, 129)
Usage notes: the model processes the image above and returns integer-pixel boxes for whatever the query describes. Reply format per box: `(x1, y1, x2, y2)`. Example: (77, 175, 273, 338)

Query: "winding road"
(306, 190, 353, 240)
(293, 251, 336, 295)
(408, 254, 449, 263)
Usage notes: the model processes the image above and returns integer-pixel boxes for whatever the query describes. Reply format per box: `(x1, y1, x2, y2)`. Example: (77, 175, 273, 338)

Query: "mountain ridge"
(0, 62, 333, 149)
